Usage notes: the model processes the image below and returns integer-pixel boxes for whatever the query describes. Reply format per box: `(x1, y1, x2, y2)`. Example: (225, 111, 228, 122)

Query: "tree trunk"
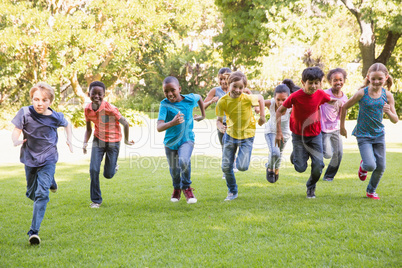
(376, 31, 402, 65)
(359, 20, 375, 77)
(70, 70, 87, 105)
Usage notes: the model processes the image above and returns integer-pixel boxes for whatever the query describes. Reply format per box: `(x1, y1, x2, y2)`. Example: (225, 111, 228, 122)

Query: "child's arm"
(256, 94, 266, 126)
(157, 112, 184, 132)
(194, 98, 206, 122)
(64, 122, 73, 153)
(83, 120, 92, 154)
(340, 89, 364, 138)
(384, 91, 399, 124)
(264, 99, 272, 109)
(217, 116, 226, 133)
(203, 88, 218, 109)
(275, 105, 287, 147)
(11, 127, 26, 147)
(119, 116, 135, 145)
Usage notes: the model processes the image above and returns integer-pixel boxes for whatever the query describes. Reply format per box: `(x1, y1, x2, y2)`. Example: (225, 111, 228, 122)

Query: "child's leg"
(265, 133, 280, 171)
(291, 133, 309, 173)
(221, 134, 238, 194)
(235, 136, 254, 171)
(177, 141, 194, 189)
(29, 164, 55, 233)
(164, 147, 181, 189)
(25, 166, 38, 201)
(305, 134, 324, 190)
(322, 132, 333, 159)
(90, 138, 106, 204)
(103, 141, 120, 179)
(363, 136, 386, 194)
(274, 137, 288, 171)
(323, 131, 343, 179)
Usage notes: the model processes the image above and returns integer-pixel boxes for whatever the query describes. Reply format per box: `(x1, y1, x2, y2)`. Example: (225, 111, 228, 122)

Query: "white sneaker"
(90, 202, 102, 208)
(224, 192, 238, 201)
(222, 173, 226, 179)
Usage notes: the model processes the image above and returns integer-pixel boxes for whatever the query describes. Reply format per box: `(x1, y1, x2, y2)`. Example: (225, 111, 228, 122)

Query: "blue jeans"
(222, 133, 254, 194)
(265, 133, 288, 170)
(357, 135, 386, 193)
(292, 133, 324, 190)
(90, 137, 120, 204)
(322, 131, 343, 179)
(164, 141, 194, 189)
(25, 163, 56, 233)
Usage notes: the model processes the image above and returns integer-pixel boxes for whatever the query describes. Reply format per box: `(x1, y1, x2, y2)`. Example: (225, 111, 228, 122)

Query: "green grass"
(1, 152, 401, 267)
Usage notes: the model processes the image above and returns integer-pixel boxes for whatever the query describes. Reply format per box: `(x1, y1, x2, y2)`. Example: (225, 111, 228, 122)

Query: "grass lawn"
(0, 152, 401, 267)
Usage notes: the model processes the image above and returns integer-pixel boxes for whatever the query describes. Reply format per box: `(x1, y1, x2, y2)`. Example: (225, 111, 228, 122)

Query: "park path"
(1, 119, 401, 165)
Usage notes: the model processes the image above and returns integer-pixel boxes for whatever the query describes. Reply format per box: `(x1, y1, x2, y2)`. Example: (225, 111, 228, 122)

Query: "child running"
(340, 63, 398, 199)
(204, 67, 254, 179)
(264, 84, 291, 183)
(276, 67, 342, 198)
(11, 82, 73, 245)
(83, 81, 134, 208)
(320, 68, 349, 181)
(216, 71, 266, 201)
(157, 76, 205, 204)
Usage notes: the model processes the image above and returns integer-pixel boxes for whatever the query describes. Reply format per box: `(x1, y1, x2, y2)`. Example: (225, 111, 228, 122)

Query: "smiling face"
(367, 71, 388, 91)
(218, 73, 229, 91)
(163, 82, 182, 102)
(89, 86, 105, 106)
(32, 89, 52, 115)
(229, 80, 245, 98)
(301, 79, 322, 95)
(329, 72, 345, 92)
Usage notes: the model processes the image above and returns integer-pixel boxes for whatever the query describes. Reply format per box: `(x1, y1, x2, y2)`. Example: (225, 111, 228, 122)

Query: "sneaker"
(170, 189, 181, 202)
(266, 169, 276, 183)
(307, 188, 316, 199)
(358, 160, 368, 181)
(224, 192, 238, 201)
(323, 177, 334, 182)
(50, 181, 58, 193)
(366, 192, 380, 200)
(222, 173, 226, 180)
(183, 188, 197, 204)
(27, 230, 41, 245)
(233, 159, 239, 173)
(90, 202, 102, 208)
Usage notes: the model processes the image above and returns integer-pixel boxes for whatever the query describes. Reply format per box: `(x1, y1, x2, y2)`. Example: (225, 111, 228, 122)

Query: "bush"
(0, 105, 19, 130)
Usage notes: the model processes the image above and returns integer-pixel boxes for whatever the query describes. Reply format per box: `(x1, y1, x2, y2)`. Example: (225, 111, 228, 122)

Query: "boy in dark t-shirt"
(12, 82, 73, 245)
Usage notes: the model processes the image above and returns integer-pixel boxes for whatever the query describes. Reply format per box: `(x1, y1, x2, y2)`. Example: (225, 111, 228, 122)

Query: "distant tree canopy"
(0, 0, 401, 109)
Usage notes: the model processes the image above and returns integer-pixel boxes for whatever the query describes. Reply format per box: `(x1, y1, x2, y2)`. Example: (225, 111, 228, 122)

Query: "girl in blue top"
(157, 76, 205, 204)
(340, 63, 399, 200)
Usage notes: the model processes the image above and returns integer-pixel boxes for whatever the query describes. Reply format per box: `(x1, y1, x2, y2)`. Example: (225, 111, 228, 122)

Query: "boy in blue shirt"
(11, 82, 73, 245)
(157, 76, 205, 204)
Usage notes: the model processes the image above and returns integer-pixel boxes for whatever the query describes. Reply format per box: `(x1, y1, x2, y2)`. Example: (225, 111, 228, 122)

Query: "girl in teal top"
(340, 63, 399, 200)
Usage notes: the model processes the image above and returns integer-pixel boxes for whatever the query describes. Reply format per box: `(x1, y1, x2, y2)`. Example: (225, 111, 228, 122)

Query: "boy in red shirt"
(275, 67, 341, 198)
(83, 81, 134, 208)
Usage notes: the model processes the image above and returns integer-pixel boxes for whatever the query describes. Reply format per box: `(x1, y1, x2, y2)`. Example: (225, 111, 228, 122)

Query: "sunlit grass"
(0, 152, 401, 267)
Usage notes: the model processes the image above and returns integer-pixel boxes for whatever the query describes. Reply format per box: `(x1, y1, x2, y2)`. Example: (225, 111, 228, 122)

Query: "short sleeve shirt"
(320, 89, 348, 133)
(216, 93, 259, 139)
(158, 93, 200, 150)
(282, 89, 331, 137)
(11, 106, 68, 167)
(85, 101, 122, 142)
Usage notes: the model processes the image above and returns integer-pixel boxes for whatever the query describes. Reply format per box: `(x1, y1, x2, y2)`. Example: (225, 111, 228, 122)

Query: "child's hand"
(125, 139, 135, 146)
(171, 112, 184, 126)
(340, 127, 347, 138)
(66, 140, 73, 153)
(193, 114, 205, 122)
(258, 116, 266, 126)
(218, 125, 227, 134)
(83, 143, 88, 154)
(383, 103, 390, 114)
(275, 134, 283, 147)
(211, 96, 219, 103)
(254, 106, 260, 114)
(13, 139, 26, 147)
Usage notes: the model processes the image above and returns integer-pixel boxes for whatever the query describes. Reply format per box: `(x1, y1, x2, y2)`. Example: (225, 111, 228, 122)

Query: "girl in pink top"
(320, 68, 348, 181)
